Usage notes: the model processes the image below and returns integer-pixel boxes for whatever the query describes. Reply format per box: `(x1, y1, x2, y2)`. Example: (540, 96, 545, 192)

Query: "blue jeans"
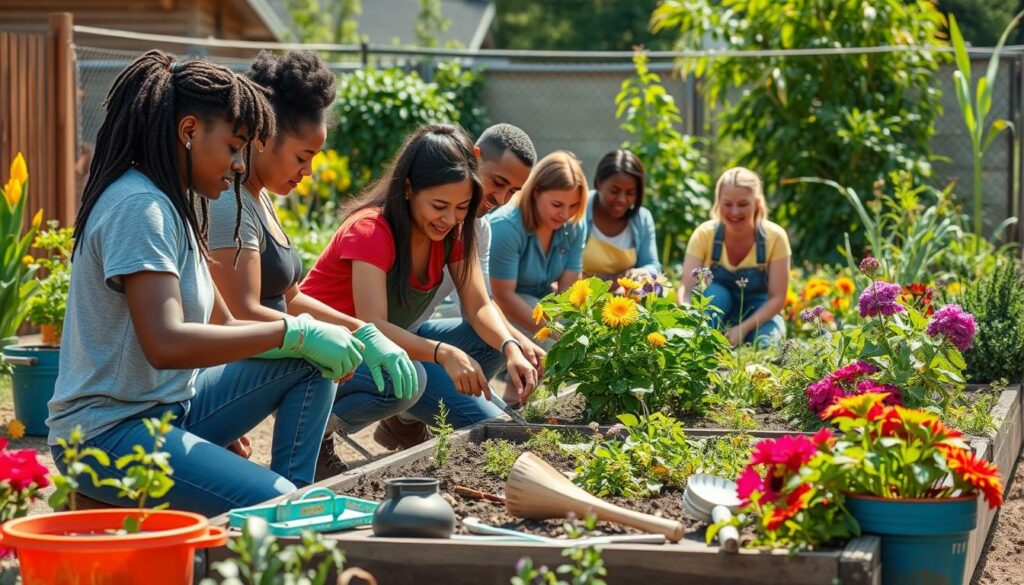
(403, 318, 505, 428)
(331, 360, 427, 434)
(51, 357, 335, 517)
(704, 282, 785, 348)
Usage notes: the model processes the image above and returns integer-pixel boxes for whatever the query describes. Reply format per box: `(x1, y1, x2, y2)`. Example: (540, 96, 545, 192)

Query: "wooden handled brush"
(505, 452, 684, 542)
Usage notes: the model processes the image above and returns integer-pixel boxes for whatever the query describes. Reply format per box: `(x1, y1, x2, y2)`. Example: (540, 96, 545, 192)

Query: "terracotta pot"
(39, 324, 57, 346)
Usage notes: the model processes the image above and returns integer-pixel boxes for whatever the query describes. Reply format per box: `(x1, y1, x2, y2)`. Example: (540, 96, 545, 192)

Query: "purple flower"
(800, 305, 827, 323)
(926, 304, 977, 352)
(690, 267, 714, 288)
(737, 277, 749, 289)
(858, 281, 905, 318)
(806, 379, 845, 413)
(859, 257, 881, 276)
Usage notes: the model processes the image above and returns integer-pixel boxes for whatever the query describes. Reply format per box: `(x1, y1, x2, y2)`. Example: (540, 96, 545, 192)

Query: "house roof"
(265, 0, 494, 49)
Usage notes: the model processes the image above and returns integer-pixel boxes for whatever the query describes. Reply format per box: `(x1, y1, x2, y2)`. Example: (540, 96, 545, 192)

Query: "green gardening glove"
(353, 323, 418, 400)
(258, 314, 364, 380)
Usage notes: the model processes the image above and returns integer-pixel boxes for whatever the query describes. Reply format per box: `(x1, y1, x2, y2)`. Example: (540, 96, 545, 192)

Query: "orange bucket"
(0, 509, 227, 585)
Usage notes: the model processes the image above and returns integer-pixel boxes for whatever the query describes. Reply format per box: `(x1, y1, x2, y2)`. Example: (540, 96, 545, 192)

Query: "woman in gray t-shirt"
(48, 51, 364, 516)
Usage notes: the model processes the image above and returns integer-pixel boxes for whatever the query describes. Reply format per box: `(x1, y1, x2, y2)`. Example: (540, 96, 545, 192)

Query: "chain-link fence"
(72, 32, 1024, 242)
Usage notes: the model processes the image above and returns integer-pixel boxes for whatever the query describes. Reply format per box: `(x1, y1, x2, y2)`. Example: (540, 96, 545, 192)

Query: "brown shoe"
(373, 416, 432, 450)
(314, 435, 349, 482)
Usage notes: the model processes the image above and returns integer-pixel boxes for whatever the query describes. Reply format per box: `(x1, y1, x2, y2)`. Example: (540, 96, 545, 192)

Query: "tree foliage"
(653, 0, 948, 263)
(491, 0, 673, 50)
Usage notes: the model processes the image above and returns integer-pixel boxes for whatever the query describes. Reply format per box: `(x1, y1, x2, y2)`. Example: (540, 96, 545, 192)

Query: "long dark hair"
(593, 149, 645, 220)
(341, 124, 482, 308)
(73, 50, 275, 258)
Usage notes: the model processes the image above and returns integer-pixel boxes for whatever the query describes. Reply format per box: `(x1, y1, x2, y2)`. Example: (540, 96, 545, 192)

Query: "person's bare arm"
(123, 271, 285, 369)
(492, 278, 540, 333)
(676, 254, 705, 305)
(208, 247, 285, 322)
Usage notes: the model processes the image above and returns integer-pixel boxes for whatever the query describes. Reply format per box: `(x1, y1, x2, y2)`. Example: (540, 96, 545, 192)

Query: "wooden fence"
(0, 12, 77, 229)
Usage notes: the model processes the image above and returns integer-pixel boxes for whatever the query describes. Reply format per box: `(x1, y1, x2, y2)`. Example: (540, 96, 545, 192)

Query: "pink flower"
(736, 466, 764, 505)
(0, 448, 50, 490)
(854, 379, 904, 405)
(858, 281, 905, 318)
(806, 379, 846, 413)
(831, 361, 878, 384)
(811, 428, 833, 445)
(751, 435, 818, 472)
(926, 304, 977, 352)
(859, 257, 881, 276)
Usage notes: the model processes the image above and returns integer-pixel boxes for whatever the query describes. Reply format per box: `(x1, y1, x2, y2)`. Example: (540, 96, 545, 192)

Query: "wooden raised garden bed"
(210, 421, 882, 585)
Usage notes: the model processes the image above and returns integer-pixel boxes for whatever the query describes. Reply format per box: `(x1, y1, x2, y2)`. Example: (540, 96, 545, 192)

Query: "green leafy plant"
(511, 514, 607, 585)
(615, 50, 710, 264)
(654, 0, 947, 262)
(430, 400, 454, 466)
(943, 384, 999, 436)
(523, 428, 571, 459)
(200, 516, 351, 585)
(25, 221, 73, 342)
(49, 411, 177, 533)
(959, 257, 1024, 384)
(949, 10, 1024, 238)
(703, 395, 758, 432)
(482, 439, 521, 479)
(433, 60, 489, 138)
(539, 277, 727, 419)
(1, 153, 42, 340)
(690, 433, 754, 481)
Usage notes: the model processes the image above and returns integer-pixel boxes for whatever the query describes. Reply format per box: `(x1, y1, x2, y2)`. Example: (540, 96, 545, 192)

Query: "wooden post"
(50, 12, 76, 227)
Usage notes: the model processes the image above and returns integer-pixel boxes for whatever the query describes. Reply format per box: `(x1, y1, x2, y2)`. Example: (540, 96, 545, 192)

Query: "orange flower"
(534, 327, 552, 342)
(765, 483, 813, 530)
(567, 280, 590, 308)
(821, 392, 889, 422)
(945, 447, 1004, 508)
(835, 277, 855, 295)
(646, 332, 667, 347)
(601, 296, 639, 327)
(531, 303, 546, 324)
(831, 297, 850, 310)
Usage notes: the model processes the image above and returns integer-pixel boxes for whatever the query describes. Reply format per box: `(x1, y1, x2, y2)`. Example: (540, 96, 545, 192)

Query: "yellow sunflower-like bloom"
(531, 303, 546, 324)
(7, 419, 25, 440)
(9, 153, 28, 184)
(835, 277, 855, 296)
(602, 296, 639, 327)
(947, 282, 963, 297)
(568, 279, 590, 307)
(617, 277, 641, 291)
(646, 332, 667, 347)
(21, 255, 33, 266)
(535, 327, 552, 341)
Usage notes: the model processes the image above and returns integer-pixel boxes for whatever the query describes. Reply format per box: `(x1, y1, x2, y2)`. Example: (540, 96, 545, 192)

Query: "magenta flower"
(736, 466, 768, 505)
(854, 379, 904, 405)
(806, 379, 845, 413)
(858, 281, 905, 318)
(800, 305, 827, 323)
(926, 304, 977, 352)
(859, 256, 881, 276)
(831, 361, 878, 384)
(750, 434, 818, 472)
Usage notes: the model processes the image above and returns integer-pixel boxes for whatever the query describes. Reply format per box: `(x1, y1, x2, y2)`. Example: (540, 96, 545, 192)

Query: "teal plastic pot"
(846, 493, 977, 585)
(2, 345, 60, 437)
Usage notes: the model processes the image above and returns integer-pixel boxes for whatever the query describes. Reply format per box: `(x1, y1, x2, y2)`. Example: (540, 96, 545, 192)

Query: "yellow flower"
(311, 151, 327, 170)
(646, 332, 667, 347)
(31, 209, 42, 228)
(835, 277, 855, 296)
(531, 303, 546, 324)
(9, 152, 28, 184)
(802, 279, 831, 301)
(4, 178, 22, 207)
(535, 327, 552, 342)
(617, 276, 641, 291)
(785, 290, 799, 307)
(294, 179, 311, 197)
(602, 296, 639, 327)
(947, 282, 963, 297)
(21, 255, 33, 266)
(321, 169, 338, 183)
(7, 419, 25, 440)
(568, 280, 590, 307)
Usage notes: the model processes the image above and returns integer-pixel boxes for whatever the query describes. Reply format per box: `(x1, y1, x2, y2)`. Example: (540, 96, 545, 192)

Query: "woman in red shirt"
(301, 124, 538, 454)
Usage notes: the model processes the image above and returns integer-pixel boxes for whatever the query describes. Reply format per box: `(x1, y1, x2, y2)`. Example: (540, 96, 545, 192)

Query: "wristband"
(433, 341, 443, 364)
(500, 338, 523, 356)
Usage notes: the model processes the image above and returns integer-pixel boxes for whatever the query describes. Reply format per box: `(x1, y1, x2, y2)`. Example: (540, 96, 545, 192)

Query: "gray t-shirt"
(207, 186, 267, 254)
(409, 218, 492, 331)
(47, 169, 214, 445)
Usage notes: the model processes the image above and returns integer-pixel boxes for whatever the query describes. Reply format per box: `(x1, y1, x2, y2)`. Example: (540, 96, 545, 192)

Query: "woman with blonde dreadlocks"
(46, 50, 363, 516)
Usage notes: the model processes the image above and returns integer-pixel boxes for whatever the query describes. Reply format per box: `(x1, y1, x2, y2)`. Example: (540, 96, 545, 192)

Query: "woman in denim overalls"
(678, 167, 790, 348)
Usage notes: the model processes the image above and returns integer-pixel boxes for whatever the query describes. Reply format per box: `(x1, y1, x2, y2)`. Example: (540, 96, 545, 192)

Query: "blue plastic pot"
(846, 493, 977, 585)
(2, 345, 60, 437)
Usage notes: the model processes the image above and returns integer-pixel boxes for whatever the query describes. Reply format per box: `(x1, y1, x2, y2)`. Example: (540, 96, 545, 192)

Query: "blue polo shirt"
(487, 205, 586, 299)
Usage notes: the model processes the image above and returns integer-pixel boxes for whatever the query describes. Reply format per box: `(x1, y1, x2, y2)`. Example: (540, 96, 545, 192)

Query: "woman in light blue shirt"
(489, 151, 588, 335)
(582, 149, 661, 280)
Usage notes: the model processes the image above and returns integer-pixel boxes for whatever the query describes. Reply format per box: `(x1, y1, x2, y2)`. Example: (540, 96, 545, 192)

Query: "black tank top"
(253, 194, 303, 312)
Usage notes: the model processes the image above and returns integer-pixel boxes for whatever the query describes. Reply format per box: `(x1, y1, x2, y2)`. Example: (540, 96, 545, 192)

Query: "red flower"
(751, 435, 818, 472)
(945, 447, 1004, 509)
(765, 483, 813, 530)
(0, 447, 50, 490)
(737, 466, 768, 505)
(811, 428, 833, 446)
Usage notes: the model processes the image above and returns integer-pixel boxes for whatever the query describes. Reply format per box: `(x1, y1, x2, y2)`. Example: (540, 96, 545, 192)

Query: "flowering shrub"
(539, 277, 728, 419)
(0, 438, 51, 557)
(822, 392, 1003, 508)
(710, 429, 857, 552)
(1, 153, 43, 339)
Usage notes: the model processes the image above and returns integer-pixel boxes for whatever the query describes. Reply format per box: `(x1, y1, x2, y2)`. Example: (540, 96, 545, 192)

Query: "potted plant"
(821, 391, 1003, 585)
(0, 153, 42, 349)
(0, 413, 226, 585)
(3, 222, 73, 437)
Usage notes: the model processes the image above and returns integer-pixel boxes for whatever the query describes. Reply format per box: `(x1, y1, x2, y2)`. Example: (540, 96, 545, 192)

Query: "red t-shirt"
(300, 208, 464, 317)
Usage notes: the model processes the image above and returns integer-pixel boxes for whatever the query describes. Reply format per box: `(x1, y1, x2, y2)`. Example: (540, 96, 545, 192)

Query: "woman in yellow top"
(677, 167, 790, 348)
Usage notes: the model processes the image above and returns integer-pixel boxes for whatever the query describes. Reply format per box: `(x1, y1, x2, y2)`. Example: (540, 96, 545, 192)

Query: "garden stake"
(453, 485, 505, 504)
(506, 452, 684, 542)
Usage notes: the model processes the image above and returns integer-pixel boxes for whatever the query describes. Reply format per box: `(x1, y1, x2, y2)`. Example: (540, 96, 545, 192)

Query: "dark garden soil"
(344, 438, 706, 540)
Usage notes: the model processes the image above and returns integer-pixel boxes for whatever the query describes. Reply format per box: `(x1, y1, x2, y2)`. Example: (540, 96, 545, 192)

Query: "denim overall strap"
(710, 222, 726, 265)
(707, 223, 769, 294)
